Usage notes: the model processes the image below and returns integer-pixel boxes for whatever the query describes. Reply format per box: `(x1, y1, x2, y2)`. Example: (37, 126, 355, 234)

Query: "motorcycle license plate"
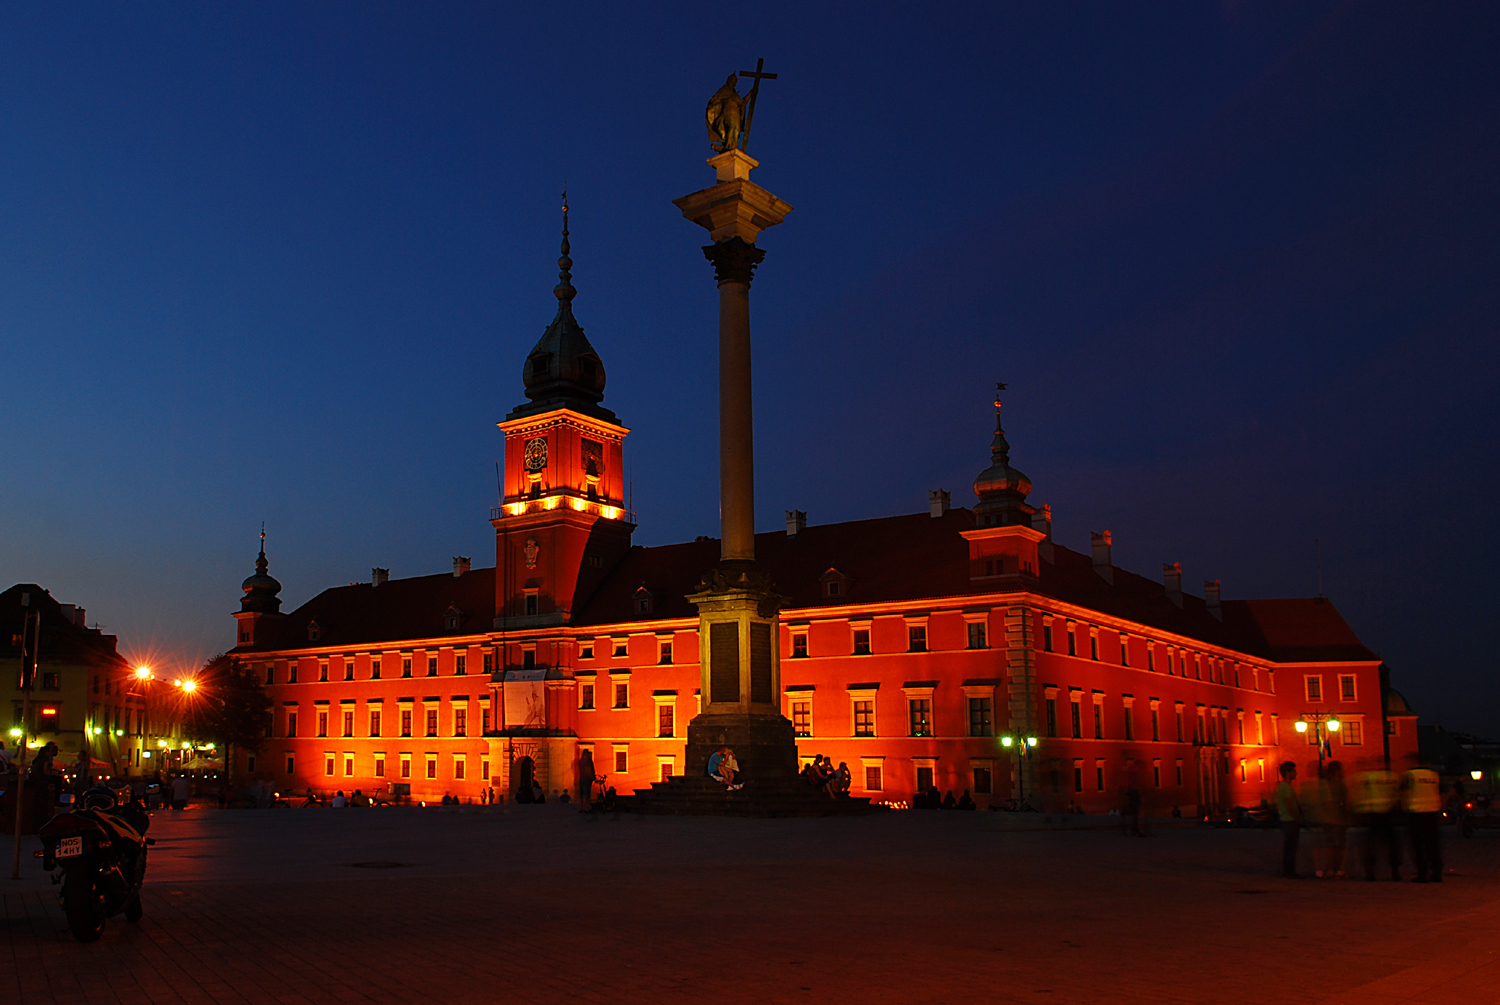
(57, 836, 83, 859)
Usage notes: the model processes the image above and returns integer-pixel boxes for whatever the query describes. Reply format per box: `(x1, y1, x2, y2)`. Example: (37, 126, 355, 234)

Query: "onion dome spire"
(555, 189, 576, 304)
(240, 524, 283, 614)
(508, 189, 617, 423)
(972, 383, 1034, 528)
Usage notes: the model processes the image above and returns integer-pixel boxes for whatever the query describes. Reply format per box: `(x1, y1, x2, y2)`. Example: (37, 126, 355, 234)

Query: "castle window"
(1043, 623, 1053, 652)
(580, 643, 594, 660)
(401, 710, 415, 739)
(967, 622, 987, 649)
(344, 659, 354, 682)
(908, 698, 933, 737)
(853, 700, 875, 737)
(1339, 674, 1357, 701)
(319, 662, 329, 683)
(659, 642, 673, 665)
(288, 663, 298, 684)
(530, 354, 551, 380)
(613, 639, 628, 658)
(826, 581, 840, 597)
(1305, 675, 1323, 702)
(523, 650, 535, 670)
(427, 656, 438, 677)
(907, 625, 927, 653)
(614, 682, 629, 708)
(852, 629, 871, 656)
(402, 657, 412, 678)
(791, 701, 811, 736)
(286, 712, 298, 737)
(307, 622, 320, 642)
(791, 633, 808, 659)
(455, 654, 466, 676)
(581, 684, 595, 710)
(525, 594, 538, 616)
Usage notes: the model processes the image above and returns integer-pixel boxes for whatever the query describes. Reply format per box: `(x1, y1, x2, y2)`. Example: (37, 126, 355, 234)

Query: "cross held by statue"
(738, 58, 777, 153)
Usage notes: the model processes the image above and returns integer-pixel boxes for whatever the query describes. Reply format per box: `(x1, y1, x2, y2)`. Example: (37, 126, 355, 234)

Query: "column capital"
(703, 237, 766, 286)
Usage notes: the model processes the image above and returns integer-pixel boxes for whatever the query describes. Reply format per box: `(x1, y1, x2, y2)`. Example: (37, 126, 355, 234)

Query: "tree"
(183, 654, 272, 783)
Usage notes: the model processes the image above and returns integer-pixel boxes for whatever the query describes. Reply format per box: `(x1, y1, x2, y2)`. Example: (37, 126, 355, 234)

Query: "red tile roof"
(247, 508, 1375, 665)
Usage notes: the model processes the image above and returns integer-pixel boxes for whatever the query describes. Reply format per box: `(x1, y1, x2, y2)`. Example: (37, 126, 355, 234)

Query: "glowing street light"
(180, 679, 198, 694)
(1473, 770, 1484, 782)
(1296, 714, 1341, 770)
(134, 666, 153, 680)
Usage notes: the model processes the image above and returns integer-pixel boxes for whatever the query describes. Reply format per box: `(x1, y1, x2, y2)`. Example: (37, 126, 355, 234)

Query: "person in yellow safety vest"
(1401, 755, 1443, 883)
(1353, 765, 1402, 881)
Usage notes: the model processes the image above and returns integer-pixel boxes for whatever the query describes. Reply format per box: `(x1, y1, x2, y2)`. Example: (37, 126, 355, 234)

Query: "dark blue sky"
(2, 4, 1495, 734)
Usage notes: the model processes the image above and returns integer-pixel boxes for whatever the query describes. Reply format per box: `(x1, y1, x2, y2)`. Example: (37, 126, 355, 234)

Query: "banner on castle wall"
(503, 669, 548, 729)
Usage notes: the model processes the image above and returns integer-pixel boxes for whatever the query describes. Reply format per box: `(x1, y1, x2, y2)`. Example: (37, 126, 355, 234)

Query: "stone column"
(705, 239, 765, 563)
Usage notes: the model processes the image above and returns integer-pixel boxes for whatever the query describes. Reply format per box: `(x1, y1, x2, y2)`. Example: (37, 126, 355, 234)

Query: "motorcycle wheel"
(124, 893, 143, 922)
(62, 872, 107, 943)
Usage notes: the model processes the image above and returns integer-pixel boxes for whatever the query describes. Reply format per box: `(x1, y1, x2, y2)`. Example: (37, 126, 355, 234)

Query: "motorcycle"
(37, 785, 155, 942)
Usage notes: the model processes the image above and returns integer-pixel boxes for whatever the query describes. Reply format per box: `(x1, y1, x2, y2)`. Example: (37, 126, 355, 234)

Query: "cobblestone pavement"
(4, 806, 1498, 1004)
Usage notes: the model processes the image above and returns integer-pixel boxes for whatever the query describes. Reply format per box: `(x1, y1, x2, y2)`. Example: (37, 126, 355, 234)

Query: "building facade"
(4, 584, 186, 779)
(230, 236, 1417, 812)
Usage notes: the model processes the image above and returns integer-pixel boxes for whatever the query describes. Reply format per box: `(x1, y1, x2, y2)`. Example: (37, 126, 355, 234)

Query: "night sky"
(1, 4, 1495, 735)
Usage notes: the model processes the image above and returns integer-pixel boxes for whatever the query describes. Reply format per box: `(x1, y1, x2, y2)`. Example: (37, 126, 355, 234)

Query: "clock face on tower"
(524, 437, 547, 473)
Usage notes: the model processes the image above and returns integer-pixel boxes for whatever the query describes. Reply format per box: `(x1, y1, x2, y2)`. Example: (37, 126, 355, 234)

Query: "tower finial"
(991, 382, 1011, 463)
(555, 186, 575, 303)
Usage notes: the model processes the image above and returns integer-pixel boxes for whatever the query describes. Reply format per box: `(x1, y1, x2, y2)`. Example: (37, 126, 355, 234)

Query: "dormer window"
(820, 568, 849, 599)
(307, 621, 321, 642)
(444, 606, 464, 631)
(634, 587, 654, 615)
(530, 354, 551, 381)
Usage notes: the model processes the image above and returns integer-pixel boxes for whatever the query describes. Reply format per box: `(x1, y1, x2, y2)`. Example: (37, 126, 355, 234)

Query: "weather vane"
(705, 58, 777, 154)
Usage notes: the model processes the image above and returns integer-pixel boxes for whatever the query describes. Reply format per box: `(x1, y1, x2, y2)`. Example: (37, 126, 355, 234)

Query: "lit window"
(344, 754, 354, 776)
(614, 683, 629, 709)
(908, 698, 933, 737)
(657, 704, 674, 738)
(791, 701, 811, 736)
(1343, 720, 1363, 746)
(454, 756, 466, 780)
(864, 765, 882, 791)
(1339, 675, 1356, 701)
(324, 754, 335, 777)
(374, 756, 385, 778)
(399, 754, 411, 779)
(1305, 675, 1323, 702)
(614, 749, 628, 774)
(853, 699, 875, 737)
(426, 757, 437, 780)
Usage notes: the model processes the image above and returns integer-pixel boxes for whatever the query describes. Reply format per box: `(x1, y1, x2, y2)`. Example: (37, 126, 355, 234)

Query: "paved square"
(4, 807, 1498, 1004)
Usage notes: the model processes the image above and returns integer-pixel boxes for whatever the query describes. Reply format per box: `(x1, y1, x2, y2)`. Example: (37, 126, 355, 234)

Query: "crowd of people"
(797, 755, 849, 798)
(1274, 755, 1453, 882)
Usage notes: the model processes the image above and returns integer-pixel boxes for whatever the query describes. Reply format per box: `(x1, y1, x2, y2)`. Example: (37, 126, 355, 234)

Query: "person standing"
(1275, 761, 1302, 878)
(578, 748, 595, 809)
(1354, 765, 1402, 881)
(1323, 761, 1352, 878)
(171, 774, 191, 810)
(1402, 756, 1444, 883)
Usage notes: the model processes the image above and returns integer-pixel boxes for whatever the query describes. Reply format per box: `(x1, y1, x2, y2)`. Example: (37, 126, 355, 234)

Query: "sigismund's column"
(673, 141, 794, 784)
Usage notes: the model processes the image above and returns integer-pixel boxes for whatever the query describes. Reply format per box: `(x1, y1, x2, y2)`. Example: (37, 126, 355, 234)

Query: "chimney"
(72, 607, 86, 627)
(372, 568, 389, 588)
(785, 510, 806, 537)
(453, 556, 471, 578)
(1163, 563, 1182, 607)
(1204, 579, 1222, 621)
(929, 489, 950, 518)
(1031, 503, 1054, 563)
(1090, 531, 1113, 584)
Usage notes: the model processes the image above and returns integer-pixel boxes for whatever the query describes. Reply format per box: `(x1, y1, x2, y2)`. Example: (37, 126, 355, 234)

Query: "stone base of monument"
(624, 713, 882, 817)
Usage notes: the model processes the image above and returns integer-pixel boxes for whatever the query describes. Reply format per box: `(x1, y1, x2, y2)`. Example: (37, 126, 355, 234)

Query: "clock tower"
(493, 200, 633, 628)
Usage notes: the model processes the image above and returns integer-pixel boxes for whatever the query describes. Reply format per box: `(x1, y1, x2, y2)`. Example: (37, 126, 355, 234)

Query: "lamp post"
(1000, 734, 1039, 807)
(1294, 714, 1341, 773)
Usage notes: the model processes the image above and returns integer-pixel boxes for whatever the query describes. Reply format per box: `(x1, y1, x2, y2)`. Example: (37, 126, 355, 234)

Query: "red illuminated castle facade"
(230, 225, 1417, 813)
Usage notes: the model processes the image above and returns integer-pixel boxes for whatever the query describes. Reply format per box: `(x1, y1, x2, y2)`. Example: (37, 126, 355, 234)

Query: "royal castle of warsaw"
(229, 220, 1417, 813)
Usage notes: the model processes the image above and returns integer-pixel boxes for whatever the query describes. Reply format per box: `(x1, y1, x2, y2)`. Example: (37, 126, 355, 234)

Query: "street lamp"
(1000, 734, 1039, 807)
(1295, 714, 1342, 771)
(1472, 770, 1484, 782)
